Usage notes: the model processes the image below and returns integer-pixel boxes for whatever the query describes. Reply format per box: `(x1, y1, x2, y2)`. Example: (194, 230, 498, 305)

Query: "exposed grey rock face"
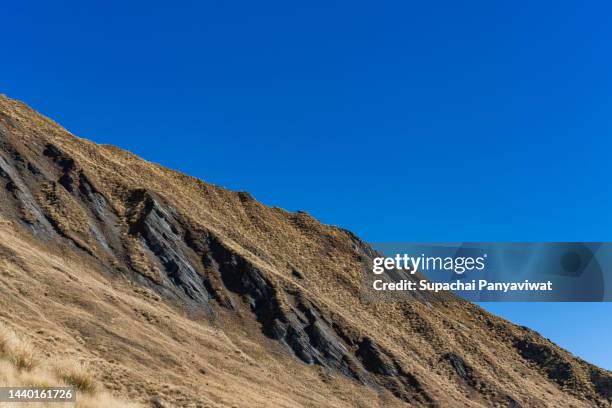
(120, 189, 437, 404)
(0, 146, 55, 238)
(444, 352, 475, 386)
(125, 189, 215, 314)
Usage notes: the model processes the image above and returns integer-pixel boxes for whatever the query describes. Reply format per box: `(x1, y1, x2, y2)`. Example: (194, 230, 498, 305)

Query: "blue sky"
(2, 1, 611, 369)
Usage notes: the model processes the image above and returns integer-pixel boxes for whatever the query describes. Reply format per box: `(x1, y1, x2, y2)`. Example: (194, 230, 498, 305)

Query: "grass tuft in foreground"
(0, 323, 139, 407)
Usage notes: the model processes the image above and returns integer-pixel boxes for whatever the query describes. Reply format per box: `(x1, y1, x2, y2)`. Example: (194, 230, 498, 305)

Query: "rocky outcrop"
(122, 188, 439, 404)
(124, 189, 216, 314)
(444, 353, 477, 387)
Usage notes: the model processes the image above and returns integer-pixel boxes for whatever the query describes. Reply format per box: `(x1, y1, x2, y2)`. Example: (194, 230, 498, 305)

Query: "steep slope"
(0, 94, 610, 408)
(0, 322, 138, 407)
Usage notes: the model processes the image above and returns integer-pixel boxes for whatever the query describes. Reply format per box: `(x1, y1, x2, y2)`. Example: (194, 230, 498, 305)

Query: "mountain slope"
(0, 94, 610, 407)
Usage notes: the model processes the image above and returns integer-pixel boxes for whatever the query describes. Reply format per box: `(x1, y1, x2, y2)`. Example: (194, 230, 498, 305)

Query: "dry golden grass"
(51, 360, 98, 395)
(0, 323, 139, 407)
(0, 325, 36, 371)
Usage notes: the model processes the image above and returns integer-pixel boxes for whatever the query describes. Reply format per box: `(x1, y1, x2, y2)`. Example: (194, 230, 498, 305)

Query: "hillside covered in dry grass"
(0, 94, 610, 407)
(0, 323, 137, 407)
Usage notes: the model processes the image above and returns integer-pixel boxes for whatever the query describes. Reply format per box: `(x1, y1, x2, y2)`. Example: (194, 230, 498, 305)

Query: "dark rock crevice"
(206, 233, 290, 338)
(590, 369, 612, 401)
(43, 143, 77, 192)
(356, 337, 435, 406)
(357, 337, 397, 376)
(514, 338, 575, 385)
(444, 352, 477, 387)
(125, 190, 217, 315)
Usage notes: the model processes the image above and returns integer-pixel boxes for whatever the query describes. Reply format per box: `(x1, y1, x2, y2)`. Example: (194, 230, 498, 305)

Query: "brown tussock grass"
(0, 325, 36, 371)
(0, 323, 139, 407)
(51, 360, 98, 394)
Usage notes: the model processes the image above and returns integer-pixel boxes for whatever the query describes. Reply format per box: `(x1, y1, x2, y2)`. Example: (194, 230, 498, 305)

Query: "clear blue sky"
(2, 1, 611, 369)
